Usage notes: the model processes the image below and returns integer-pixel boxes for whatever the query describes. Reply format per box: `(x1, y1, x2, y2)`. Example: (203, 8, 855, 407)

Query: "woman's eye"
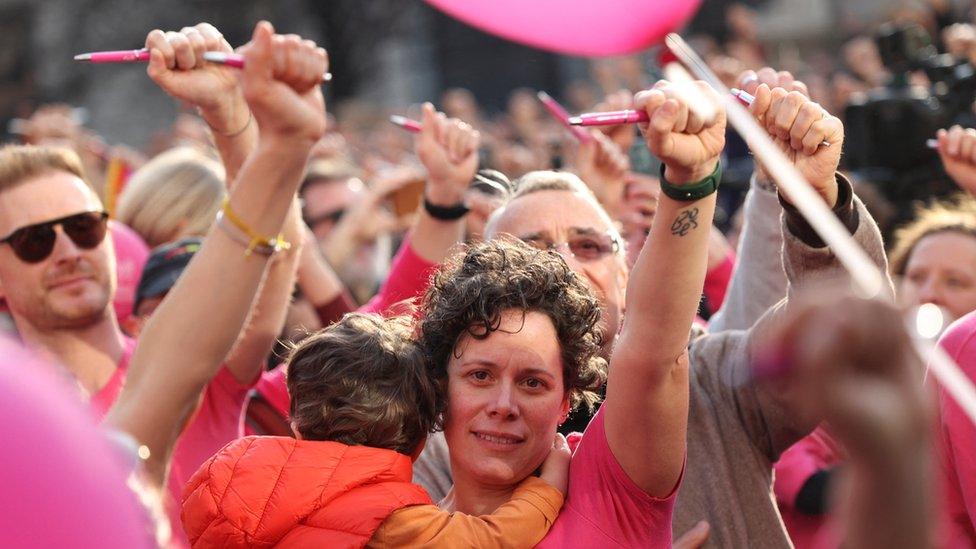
(469, 370, 490, 382)
(523, 378, 546, 390)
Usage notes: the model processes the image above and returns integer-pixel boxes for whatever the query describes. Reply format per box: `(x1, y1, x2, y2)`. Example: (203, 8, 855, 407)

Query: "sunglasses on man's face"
(0, 211, 109, 264)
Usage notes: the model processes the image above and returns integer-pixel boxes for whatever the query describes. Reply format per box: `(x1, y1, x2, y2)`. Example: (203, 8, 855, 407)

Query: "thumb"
(420, 102, 438, 143)
(244, 21, 275, 82)
(553, 432, 569, 452)
(146, 48, 168, 81)
(649, 99, 678, 156)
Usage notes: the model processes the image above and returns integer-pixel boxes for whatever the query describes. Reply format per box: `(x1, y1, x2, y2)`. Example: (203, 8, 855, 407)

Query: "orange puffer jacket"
(181, 436, 431, 548)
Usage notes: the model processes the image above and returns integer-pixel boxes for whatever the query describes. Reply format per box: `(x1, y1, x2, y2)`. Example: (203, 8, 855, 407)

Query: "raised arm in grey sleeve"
(708, 174, 786, 333)
(691, 174, 891, 461)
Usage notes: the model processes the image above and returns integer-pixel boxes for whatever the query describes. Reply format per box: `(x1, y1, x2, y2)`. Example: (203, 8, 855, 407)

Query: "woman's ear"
(559, 396, 571, 424)
(290, 421, 303, 440)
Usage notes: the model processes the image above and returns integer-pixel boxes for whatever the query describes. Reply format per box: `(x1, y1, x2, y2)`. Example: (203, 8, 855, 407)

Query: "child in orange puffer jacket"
(182, 313, 567, 548)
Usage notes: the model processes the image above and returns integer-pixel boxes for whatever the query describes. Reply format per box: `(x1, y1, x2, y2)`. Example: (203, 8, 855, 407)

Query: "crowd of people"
(4, 1, 976, 547)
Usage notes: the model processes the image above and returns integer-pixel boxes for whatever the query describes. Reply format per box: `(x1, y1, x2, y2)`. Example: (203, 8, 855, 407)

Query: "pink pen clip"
(390, 115, 422, 133)
(537, 91, 592, 143)
(202, 52, 332, 82)
(74, 49, 151, 63)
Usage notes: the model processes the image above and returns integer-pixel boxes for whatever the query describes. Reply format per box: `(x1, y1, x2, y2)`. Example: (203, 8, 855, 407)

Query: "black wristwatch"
(423, 196, 470, 220)
(659, 161, 722, 201)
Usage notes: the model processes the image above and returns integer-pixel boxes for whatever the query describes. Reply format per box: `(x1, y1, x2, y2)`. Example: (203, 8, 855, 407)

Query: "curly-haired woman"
(372, 81, 726, 547)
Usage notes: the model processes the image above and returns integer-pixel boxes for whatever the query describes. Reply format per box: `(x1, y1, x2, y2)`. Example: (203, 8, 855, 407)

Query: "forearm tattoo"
(670, 208, 699, 237)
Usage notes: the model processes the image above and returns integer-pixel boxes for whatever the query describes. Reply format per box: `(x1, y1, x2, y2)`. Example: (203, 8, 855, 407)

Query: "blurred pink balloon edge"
(425, 0, 704, 56)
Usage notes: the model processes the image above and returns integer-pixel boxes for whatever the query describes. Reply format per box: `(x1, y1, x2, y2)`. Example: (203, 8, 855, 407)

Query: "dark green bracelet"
(659, 161, 722, 201)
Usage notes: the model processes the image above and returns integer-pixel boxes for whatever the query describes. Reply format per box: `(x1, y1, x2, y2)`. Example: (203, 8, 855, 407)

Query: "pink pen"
(74, 49, 150, 63)
(570, 89, 796, 126)
(537, 91, 593, 143)
(568, 110, 649, 127)
(202, 51, 332, 82)
(390, 115, 422, 133)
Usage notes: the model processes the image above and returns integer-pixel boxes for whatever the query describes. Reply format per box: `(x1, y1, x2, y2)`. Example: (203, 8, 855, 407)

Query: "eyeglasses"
(0, 211, 109, 263)
(521, 231, 621, 262)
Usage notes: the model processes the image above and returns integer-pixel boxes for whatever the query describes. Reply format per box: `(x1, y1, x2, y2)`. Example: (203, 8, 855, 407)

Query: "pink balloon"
(0, 337, 154, 548)
(425, 0, 702, 56)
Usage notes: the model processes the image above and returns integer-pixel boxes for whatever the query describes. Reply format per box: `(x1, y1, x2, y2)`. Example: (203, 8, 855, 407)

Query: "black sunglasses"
(304, 208, 346, 231)
(0, 211, 109, 263)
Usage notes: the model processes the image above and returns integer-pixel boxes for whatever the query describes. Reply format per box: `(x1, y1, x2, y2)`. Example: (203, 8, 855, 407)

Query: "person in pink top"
(108, 220, 149, 327)
(936, 311, 976, 546)
(103, 21, 327, 547)
(404, 80, 726, 547)
(773, 426, 842, 548)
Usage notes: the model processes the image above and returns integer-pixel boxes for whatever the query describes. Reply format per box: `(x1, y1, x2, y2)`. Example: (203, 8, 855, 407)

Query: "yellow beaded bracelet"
(219, 197, 290, 256)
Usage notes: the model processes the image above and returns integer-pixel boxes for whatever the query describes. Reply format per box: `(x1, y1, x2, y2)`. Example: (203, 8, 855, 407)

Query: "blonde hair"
(0, 145, 88, 192)
(890, 193, 976, 276)
(116, 148, 225, 248)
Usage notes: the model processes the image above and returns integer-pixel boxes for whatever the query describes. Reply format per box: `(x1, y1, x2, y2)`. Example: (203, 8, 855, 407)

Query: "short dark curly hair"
(418, 238, 607, 411)
(286, 313, 443, 455)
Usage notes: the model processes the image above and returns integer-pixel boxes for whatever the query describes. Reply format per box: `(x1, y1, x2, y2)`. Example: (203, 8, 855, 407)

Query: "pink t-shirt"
(536, 407, 677, 548)
(936, 312, 976, 547)
(109, 221, 150, 327)
(703, 249, 735, 314)
(90, 337, 254, 547)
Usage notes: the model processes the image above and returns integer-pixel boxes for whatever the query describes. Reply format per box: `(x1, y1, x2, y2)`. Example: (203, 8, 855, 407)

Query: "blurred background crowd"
(7, 0, 976, 259)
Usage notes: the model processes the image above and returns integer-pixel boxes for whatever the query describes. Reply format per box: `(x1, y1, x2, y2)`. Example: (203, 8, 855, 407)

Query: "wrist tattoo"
(671, 208, 700, 237)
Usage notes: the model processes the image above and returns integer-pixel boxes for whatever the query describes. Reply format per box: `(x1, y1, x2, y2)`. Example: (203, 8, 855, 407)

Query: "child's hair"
(285, 313, 443, 455)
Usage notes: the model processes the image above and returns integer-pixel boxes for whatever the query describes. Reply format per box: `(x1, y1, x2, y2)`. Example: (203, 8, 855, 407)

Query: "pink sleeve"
(168, 366, 251, 500)
(359, 233, 438, 317)
(703, 250, 735, 313)
(936, 314, 976, 545)
(538, 408, 677, 548)
(773, 426, 840, 507)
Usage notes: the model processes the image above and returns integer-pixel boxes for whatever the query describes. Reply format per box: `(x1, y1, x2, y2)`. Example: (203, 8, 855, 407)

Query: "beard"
(36, 258, 113, 330)
(44, 294, 110, 329)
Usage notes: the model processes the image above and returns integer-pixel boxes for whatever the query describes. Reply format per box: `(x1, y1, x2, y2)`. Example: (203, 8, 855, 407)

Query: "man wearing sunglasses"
(0, 146, 121, 402)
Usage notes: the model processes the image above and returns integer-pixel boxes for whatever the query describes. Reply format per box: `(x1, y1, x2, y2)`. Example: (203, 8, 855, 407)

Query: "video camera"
(844, 23, 976, 204)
